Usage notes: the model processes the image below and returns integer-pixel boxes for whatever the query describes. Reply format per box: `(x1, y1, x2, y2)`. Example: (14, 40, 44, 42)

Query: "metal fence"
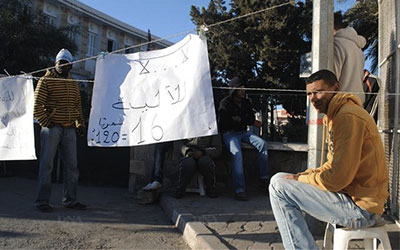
(378, 0, 400, 222)
(212, 88, 308, 144)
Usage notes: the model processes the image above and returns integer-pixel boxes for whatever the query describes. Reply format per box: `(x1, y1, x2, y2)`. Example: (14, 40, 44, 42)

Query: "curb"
(159, 195, 229, 250)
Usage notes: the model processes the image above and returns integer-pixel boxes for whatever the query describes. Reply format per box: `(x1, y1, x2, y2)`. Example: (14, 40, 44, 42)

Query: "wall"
(129, 141, 308, 192)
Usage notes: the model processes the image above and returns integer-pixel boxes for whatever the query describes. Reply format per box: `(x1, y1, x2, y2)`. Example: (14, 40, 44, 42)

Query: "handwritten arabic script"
(0, 76, 36, 160)
(88, 34, 218, 147)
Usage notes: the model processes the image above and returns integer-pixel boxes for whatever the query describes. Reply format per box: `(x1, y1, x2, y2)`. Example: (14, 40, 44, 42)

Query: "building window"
(87, 32, 98, 56)
(124, 36, 134, 54)
(125, 45, 135, 54)
(43, 14, 57, 26)
(42, 3, 58, 27)
(107, 40, 114, 52)
(68, 29, 75, 41)
(107, 39, 119, 53)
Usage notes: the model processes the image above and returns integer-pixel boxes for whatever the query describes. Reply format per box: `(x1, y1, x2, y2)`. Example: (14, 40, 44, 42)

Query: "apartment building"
(33, 0, 173, 80)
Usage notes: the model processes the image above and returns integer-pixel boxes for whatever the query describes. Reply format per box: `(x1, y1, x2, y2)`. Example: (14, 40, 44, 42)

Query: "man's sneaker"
(143, 181, 162, 191)
(36, 203, 53, 213)
(143, 182, 152, 190)
(234, 191, 249, 201)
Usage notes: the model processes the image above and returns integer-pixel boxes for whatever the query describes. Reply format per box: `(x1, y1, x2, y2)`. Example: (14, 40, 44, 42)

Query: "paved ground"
(1, 176, 399, 250)
(0, 177, 189, 249)
(160, 185, 400, 250)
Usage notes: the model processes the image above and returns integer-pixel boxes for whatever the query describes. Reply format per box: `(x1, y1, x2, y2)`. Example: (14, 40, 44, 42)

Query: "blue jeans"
(222, 130, 269, 193)
(269, 172, 377, 250)
(36, 125, 79, 206)
(153, 141, 173, 183)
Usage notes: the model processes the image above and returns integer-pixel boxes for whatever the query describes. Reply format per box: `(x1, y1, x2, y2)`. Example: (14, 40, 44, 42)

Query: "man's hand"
(253, 120, 262, 128)
(76, 126, 85, 137)
(46, 122, 55, 128)
(284, 174, 300, 181)
(192, 151, 204, 159)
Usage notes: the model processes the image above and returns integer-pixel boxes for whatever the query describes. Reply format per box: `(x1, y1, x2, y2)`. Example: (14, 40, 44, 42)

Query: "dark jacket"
(218, 95, 255, 133)
(363, 73, 380, 114)
(180, 135, 222, 160)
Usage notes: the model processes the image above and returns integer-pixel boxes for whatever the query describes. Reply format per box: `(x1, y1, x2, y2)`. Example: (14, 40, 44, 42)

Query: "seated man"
(269, 69, 388, 249)
(174, 135, 222, 199)
(218, 77, 269, 201)
(143, 141, 174, 190)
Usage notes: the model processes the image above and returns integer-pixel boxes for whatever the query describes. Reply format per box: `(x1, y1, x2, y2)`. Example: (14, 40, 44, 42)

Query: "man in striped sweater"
(34, 49, 86, 212)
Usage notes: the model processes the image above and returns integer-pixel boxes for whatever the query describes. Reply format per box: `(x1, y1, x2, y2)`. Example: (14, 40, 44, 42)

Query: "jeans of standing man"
(269, 172, 377, 250)
(36, 125, 79, 206)
(222, 130, 269, 194)
(153, 141, 173, 183)
(176, 155, 216, 193)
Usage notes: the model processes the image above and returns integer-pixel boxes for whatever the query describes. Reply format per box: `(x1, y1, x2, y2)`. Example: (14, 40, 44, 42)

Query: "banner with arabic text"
(0, 76, 36, 160)
(88, 34, 217, 146)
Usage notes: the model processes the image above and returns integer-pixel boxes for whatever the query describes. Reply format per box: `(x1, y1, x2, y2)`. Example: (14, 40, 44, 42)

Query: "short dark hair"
(306, 69, 338, 87)
(334, 11, 345, 30)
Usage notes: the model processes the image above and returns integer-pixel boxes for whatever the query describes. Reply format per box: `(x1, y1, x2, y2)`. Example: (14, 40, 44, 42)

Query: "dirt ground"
(0, 176, 189, 249)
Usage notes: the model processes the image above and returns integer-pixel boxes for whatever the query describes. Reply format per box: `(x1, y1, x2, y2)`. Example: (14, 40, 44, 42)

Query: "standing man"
(334, 11, 366, 104)
(218, 77, 269, 201)
(269, 69, 388, 249)
(34, 49, 86, 212)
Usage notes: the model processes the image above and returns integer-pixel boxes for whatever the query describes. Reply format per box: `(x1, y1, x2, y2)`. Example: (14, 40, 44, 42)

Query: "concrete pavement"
(159, 185, 400, 250)
(0, 177, 188, 249)
(1, 176, 399, 249)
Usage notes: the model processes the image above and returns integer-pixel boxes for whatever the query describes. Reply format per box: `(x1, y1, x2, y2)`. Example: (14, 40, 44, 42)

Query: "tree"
(191, 0, 312, 101)
(0, 0, 77, 76)
(191, 0, 312, 140)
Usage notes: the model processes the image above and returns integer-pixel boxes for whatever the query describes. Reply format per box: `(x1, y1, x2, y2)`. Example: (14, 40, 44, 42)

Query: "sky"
(78, 0, 212, 43)
(77, 0, 368, 70)
(78, 0, 357, 43)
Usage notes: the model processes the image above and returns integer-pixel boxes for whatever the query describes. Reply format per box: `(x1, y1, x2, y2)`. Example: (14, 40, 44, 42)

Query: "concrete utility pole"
(307, 0, 334, 169)
(305, 0, 334, 235)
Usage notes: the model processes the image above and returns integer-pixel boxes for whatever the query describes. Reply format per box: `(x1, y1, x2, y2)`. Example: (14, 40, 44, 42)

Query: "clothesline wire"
(1, 1, 293, 80)
(213, 86, 395, 96)
(21, 75, 397, 96)
(2, 1, 397, 96)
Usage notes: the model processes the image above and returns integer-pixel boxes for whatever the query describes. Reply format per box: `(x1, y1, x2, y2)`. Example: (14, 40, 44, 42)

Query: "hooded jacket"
(298, 94, 388, 215)
(34, 69, 84, 128)
(218, 95, 255, 134)
(334, 27, 366, 104)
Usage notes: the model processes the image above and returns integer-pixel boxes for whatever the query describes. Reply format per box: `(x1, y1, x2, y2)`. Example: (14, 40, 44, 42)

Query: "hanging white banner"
(0, 76, 36, 160)
(88, 34, 218, 147)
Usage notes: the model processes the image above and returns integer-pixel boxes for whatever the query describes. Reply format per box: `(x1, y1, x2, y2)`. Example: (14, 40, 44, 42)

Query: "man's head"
(229, 77, 245, 99)
(306, 69, 340, 114)
(55, 48, 73, 76)
(334, 11, 346, 32)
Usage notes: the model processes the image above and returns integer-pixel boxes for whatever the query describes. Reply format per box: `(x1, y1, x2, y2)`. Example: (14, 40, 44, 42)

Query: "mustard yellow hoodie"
(298, 93, 388, 215)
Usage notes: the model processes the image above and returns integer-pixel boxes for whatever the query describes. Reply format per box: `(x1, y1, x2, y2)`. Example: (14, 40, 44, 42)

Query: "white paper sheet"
(0, 76, 36, 160)
(88, 34, 218, 147)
